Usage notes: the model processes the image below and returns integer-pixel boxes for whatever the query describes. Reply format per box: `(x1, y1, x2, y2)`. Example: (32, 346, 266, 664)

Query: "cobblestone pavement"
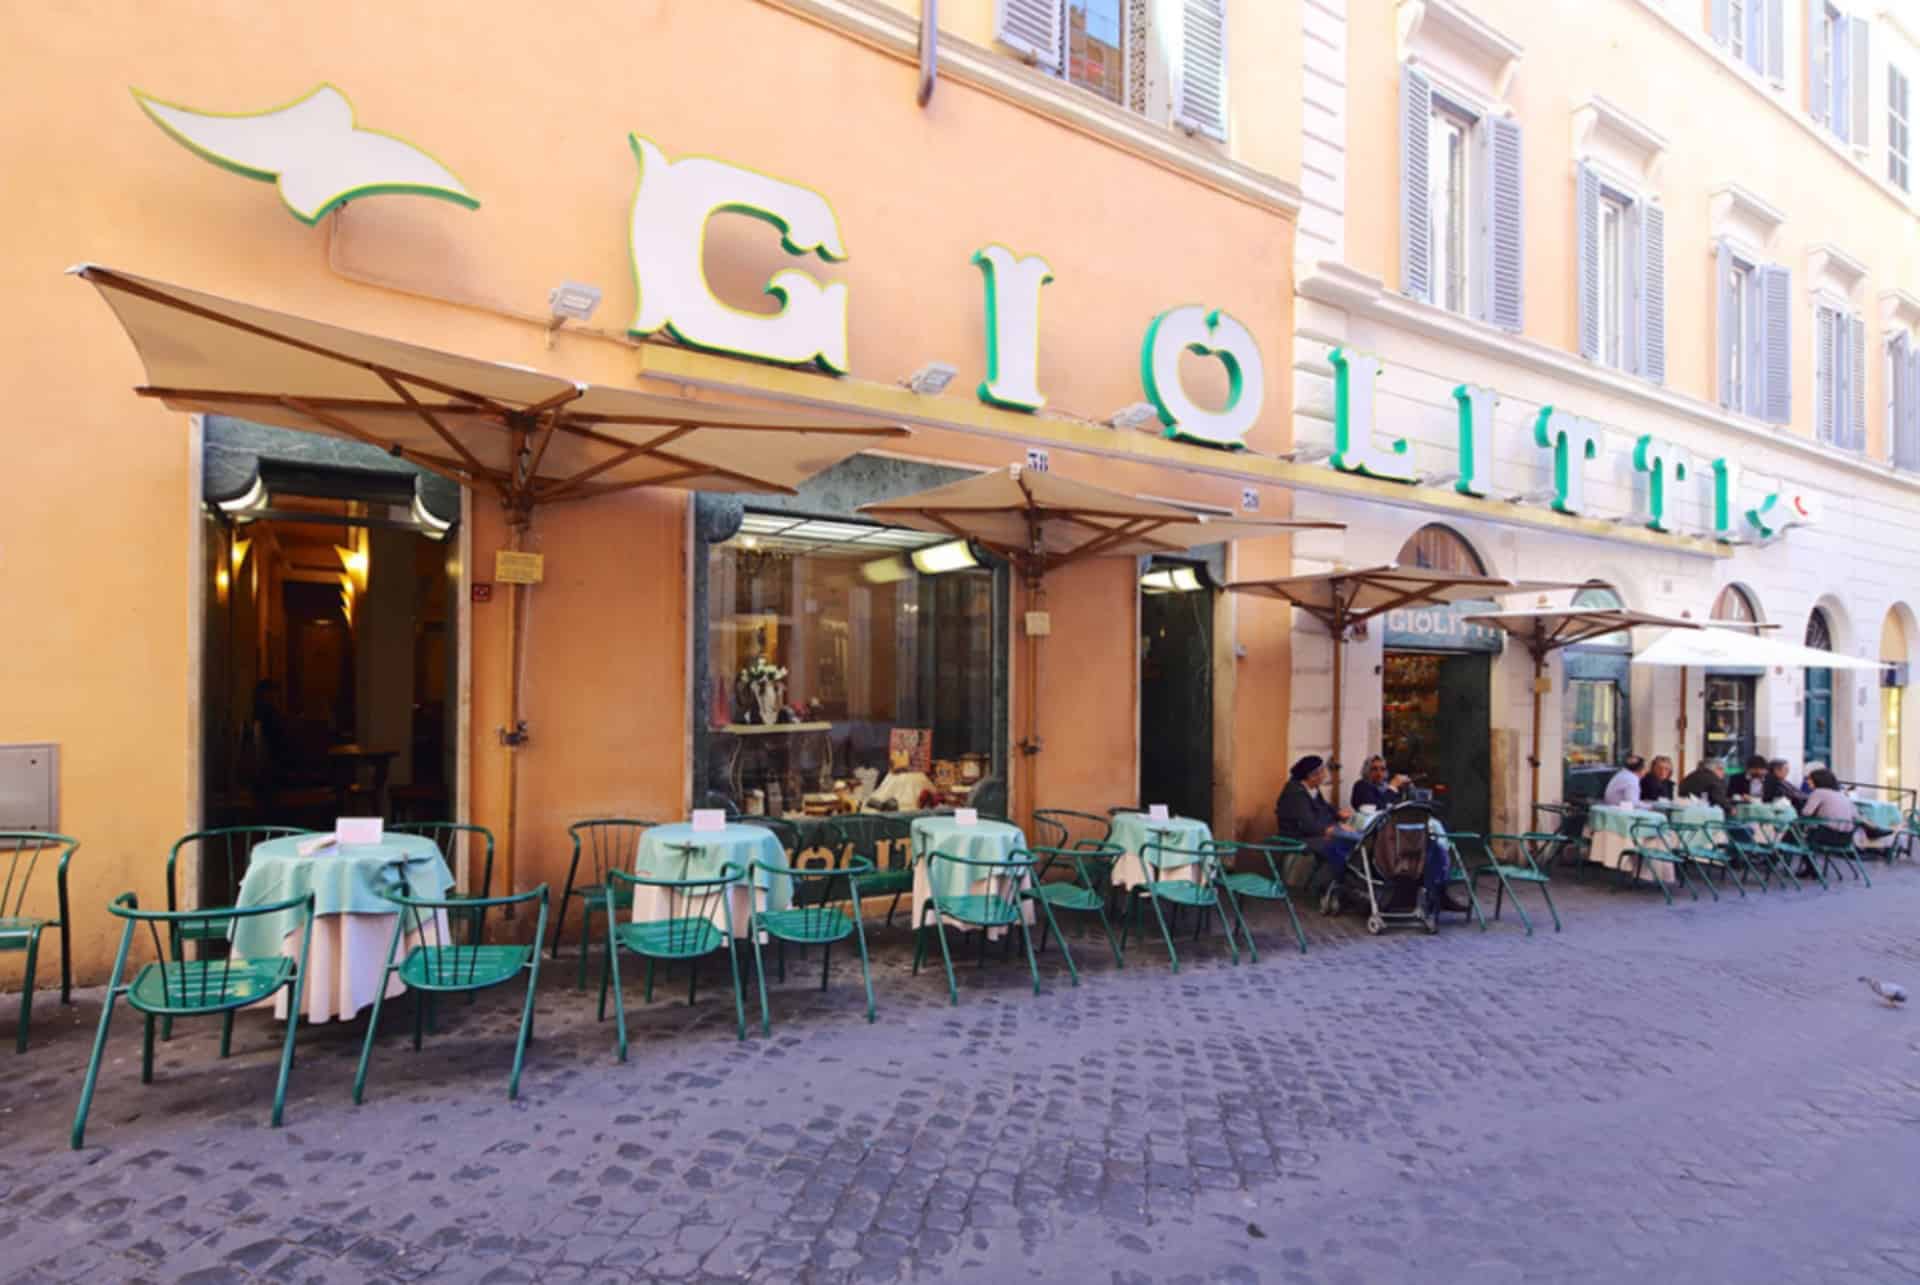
(5, 862, 1920, 1284)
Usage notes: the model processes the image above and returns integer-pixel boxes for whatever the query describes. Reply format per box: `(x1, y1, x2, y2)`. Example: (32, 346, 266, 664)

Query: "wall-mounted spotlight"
(546, 281, 603, 346)
(904, 362, 958, 395)
(1109, 402, 1161, 430)
(1281, 445, 1333, 464)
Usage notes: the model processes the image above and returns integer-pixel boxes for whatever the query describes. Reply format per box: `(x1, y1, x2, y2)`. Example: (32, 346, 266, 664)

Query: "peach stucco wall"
(1349, 0, 1920, 457)
(1, 0, 1298, 977)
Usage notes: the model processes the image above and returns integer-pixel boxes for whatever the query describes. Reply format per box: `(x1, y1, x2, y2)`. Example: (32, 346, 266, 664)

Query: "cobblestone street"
(5, 865, 1920, 1284)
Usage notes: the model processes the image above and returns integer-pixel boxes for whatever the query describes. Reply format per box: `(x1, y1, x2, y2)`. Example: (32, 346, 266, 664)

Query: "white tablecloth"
(267, 909, 449, 1023)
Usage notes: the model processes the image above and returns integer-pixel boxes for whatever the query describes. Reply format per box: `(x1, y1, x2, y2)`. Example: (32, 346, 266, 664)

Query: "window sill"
(755, 0, 1301, 218)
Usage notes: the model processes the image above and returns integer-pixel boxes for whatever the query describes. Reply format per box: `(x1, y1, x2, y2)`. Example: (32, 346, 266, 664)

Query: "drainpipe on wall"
(917, 0, 938, 107)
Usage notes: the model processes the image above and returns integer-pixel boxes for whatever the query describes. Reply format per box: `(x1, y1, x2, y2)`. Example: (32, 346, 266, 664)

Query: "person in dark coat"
(1678, 759, 1730, 808)
(1641, 756, 1676, 802)
(1763, 758, 1806, 808)
(1275, 755, 1359, 914)
(1349, 755, 1409, 812)
(1728, 754, 1769, 799)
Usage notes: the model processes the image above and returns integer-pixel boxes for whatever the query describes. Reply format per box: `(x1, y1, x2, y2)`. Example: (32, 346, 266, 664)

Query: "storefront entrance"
(1381, 649, 1492, 836)
(1805, 608, 1834, 768)
(1138, 564, 1214, 822)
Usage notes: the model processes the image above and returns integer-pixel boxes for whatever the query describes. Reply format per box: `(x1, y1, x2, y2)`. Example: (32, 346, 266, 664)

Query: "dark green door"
(1805, 668, 1833, 767)
(1433, 653, 1492, 836)
(1139, 588, 1214, 821)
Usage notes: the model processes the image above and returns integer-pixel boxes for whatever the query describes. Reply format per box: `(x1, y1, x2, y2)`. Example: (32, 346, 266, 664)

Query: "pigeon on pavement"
(1861, 976, 1908, 1006)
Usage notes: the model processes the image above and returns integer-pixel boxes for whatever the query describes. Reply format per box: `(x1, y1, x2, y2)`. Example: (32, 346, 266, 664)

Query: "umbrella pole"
(1530, 648, 1544, 820)
(1677, 664, 1689, 778)
(1330, 610, 1345, 801)
(501, 516, 528, 922)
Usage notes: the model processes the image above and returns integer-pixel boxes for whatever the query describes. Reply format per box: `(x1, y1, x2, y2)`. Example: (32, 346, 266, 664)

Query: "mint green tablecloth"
(635, 823, 790, 913)
(911, 817, 1027, 900)
(233, 833, 452, 960)
(1589, 803, 1723, 839)
(1732, 800, 1797, 824)
(1855, 798, 1904, 830)
(1108, 812, 1213, 870)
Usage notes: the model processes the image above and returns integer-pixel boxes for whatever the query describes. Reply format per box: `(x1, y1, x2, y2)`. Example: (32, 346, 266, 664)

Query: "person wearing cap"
(1275, 755, 1360, 913)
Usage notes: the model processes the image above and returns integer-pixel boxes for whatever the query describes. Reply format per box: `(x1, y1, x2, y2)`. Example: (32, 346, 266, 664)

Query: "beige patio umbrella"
(1226, 565, 1578, 797)
(74, 264, 907, 900)
(858, 464, 1339, 807)
(1461, 606, 1700, 814)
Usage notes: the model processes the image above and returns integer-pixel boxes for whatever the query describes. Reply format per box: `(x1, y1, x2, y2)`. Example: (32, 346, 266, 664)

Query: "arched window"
(1573, 583, 1624, 612)
(1711, 584, 1759, 624)
(1397, 523, 1485, 574)
(1806, 607, 1833, 651)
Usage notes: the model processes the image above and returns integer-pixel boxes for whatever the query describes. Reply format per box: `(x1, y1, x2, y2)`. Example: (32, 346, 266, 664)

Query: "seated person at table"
(1764, 758, 1806, 808)
(1728, 754, 1770, 799)
(1678, 758, 1730, 808)
(1276, 756, 1360, 912)
(1802, 768, 1891, 840)
(1601, 755, 1648, 807)
(1800, 759, 1827, 795)
(1641, 756, 1676, 802)
(1350, 755, 1410, 812)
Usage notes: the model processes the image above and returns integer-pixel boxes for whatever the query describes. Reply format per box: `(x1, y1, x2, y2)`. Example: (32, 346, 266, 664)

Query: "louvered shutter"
(1762, 265, 1793, 424)
(1768, 0, 1785, 82)
(1810, 0, 1830, 128)
(1892, 332, 1911, 465)
(1849, 312, 1867, 448)
(1712, 0, 1729, 46)
(1576, 163, 1601, 360)
(1815, 307, 1837, 440)
(1906, 344, 1920, 467)
(1639, 202, 1666, 383)
(1171, 0, 1229, 142)
(1833, 11, 1853, 141)
(996, 0, 1063, 73)
(1851, 18, 1872, 147)
(1485, 115, 1524, 331)
(1717, 243, 1736, 408)
(1400, 65, 1434, 302)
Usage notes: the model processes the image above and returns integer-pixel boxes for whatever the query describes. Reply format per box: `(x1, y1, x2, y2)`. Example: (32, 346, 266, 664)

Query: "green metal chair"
(911, 848, 1058, 1004)
(1620, 819, 1694, 905)
(1023, 842, 1124, 970)
(1120, 838, 1239, 973)
(71, 891, 314, 1149)
(1722, 818, 1792, 890)
(553, 818, 657, 991)
(1428, 831, 1490, 930)
(0, 832, 77, 1051)
(352, 884, 547, 1103)
(829, 814, 914, 926)
(1802, 817, 1871, 887)
(388, 822, 496, 944)
(597, 859, 747, 1059)
(1769, 818, 1828, 890)
(1695, 819, 1774, 893)
(161, 825, 304, 1040)
(1211, 839, 1309, 957)
(748, 856, 876, 1034)
(1669, 822, 1745, 900)
(1031, 809, 1114, 850)
(1460, 832, 1566, 934)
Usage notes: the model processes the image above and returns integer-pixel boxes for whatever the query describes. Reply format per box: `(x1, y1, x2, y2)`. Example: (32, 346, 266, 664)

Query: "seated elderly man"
(1602, 754, 1649, 807)
(1678, 758, 1730, 808)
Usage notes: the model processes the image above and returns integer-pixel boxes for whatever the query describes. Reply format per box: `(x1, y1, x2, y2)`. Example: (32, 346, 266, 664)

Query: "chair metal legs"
(14, 933, 38, 1053)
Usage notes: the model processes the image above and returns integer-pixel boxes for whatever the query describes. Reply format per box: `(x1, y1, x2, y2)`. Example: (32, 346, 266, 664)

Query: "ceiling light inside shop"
(910, 539, 981, 574)
(1140, 566, 1204, 593)
(904, 362, 957, 395)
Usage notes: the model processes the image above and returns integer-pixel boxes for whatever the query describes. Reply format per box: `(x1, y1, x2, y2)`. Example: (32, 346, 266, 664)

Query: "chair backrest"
(1628, 818, 1674, 853)
(1031, 809, 1113, 850)
(568, 818, 659, 886)
(167, 826, 306, 911)
(831, 814, 909, 871)
(1028, 842, 1121, 891)
(106, 890, 314, 1009)
(0, 832, 76, 921)
(927, 848, 1033, 916)
(753, 856, 872, 926)
(608, 858, 741, 952)
(389, 822, 495, 899)
(381, 884, 549, 988)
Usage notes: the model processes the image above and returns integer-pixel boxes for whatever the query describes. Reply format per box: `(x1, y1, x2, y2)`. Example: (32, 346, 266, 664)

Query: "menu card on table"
(1148, 804, 1170, 822)
(336, 817, 383, 847)
(691, 809, 727, 833)
(955, 808, 979, 827)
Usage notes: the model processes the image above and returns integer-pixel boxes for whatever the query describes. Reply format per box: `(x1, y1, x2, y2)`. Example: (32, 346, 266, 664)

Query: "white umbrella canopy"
(1633, 626, 1890, 671)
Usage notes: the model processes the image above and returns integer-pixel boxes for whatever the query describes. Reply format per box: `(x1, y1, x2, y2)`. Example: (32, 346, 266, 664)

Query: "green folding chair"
(1024, 842, 1125, 970)
(1211, 839, 1309, 957)
(1462, 833, 1565, 934)
(388, 822, 496, 945)
(553, 819, 657, 990)
(161, 826, 307, 1040)
(1619, 819, 1692, 905)
(1802, 818, 1871, 887)
(1770, 818, 1828, 890)
(598, 859, 747, 1060)
(748, 856, 877, 1034)
(912, 849, 1060, 1004)
(1666, 823, 1744, 901)
(0, 832, 77, 1051)
(72, 891, 314, 1149)
(1120, 838, 1239, 973)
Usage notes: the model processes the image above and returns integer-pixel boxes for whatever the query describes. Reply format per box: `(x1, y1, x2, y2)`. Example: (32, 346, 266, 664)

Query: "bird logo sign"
(131, 84, 478, 226)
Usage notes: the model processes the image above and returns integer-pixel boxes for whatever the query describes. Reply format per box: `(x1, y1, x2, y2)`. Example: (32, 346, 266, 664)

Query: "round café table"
(909, 816, 1031, 933)
(1108, 812, 1214, 889)
(236, 832, 454, 1023)
(633, 822, 790, 938)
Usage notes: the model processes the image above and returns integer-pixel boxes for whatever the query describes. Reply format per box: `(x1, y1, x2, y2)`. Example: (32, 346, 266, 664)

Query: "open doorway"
(203, 462, 459, 868)
(1138, 560, 1214, 822)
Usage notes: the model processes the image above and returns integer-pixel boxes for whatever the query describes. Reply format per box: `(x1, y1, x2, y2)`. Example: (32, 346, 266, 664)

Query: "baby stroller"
(1350, 800, 1446, 935)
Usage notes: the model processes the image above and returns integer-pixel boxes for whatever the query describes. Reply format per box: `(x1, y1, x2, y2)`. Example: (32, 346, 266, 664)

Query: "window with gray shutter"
(1810, 0, 1831, 129)
(1851, 18, 1872, 148)
(1717, 242, 1736, 409)
(1891, 332, 1912, 465)
(1484, 115, 1524, 332)
(1815, 306, 1838, 441)
(1576, 163, 1600, 360)
(1904, 342, 1920, 469)
(1713, 0, 1729, 46)
(1834, 13, 1853, 142)
(1639, 202, 1665, 383)
(1843, 309, 1858, 445)
(997, 0, 1064, 73)
(1400, 66, 1434, 302)
(1761, 265, 1792, 424)
(1768, 0, 1785, 82)
(1170, 0, 1229, 142)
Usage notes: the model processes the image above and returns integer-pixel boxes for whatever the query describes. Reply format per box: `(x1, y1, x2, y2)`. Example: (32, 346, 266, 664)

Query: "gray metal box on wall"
(0, 744, 58, 831)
